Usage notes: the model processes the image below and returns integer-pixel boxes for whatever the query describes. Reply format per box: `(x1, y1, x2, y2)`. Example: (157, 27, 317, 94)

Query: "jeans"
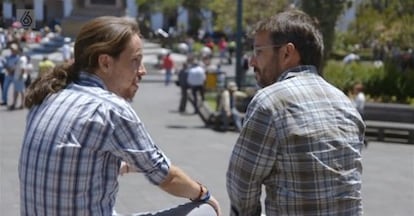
(179, 86, 188, 112)
(221, 108, 243, 132)
(165, 69, 173, 86)
(190, 85, 205, 113)
(2, 74, 12, 104)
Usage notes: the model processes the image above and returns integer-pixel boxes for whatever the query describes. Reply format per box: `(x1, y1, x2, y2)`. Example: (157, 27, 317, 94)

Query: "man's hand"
(119, 161, 129, 176)
(207, 195, 222, 216)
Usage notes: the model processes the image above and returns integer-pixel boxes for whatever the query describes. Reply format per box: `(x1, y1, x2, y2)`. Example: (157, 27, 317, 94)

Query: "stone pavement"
(1, 77, 413, 215)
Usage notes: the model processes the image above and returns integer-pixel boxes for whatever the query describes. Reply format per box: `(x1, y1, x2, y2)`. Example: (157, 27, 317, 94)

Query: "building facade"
(2, 0, 136, 37)
(1, 0, 213, 39)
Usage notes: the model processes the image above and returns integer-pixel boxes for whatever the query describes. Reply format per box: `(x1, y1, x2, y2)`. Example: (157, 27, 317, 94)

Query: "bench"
(197, 101, 215, 126)
(187, 92, 215, 126)
(364, 103, 414, 144)
(190, 91, 247, 131)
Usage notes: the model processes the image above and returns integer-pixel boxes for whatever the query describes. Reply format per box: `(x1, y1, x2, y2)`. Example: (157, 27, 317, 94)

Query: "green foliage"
(301, 0, 349, 67)
(324, 60, 381, 92)
(136, 0, 210, 35)
(192, 42, 204, 54)
(332, 32, 373, 61)
(208, 0, 288, 32)
(324, 60, 414, 104)
(350, 1, 414, 48)
(136, 0, 182, 12)
(372, 60, 414, 103)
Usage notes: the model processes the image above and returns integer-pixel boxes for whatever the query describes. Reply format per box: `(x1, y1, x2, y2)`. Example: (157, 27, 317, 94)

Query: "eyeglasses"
(252, 44, 283, 57)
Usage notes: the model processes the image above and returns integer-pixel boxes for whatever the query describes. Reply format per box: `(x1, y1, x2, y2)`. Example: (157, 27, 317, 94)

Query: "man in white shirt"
(62, 37, 72, 63)
(187, 57, 206, 114)
(10, 52, 28, 110)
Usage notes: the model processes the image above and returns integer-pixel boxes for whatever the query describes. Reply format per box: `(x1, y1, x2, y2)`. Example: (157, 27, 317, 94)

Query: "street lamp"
(235, 0, 243, 89)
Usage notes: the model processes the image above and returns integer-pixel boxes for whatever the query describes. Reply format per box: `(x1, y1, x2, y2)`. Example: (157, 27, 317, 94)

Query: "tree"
(208, 0, 288, 33)
(350, 0, 414, 49)
(209, 0, 349, 70)
(301, 0, 349, 70)
(349, 0, 414, 102)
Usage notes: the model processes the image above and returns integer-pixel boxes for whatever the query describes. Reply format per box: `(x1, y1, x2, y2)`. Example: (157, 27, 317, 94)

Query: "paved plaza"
(1, 79, 413, 215)
(0, 40, 413, 215)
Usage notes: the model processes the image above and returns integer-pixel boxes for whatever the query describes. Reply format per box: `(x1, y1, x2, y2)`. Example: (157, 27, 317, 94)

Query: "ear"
(281, 42, 300, 67)
(97, 54, 112, 73)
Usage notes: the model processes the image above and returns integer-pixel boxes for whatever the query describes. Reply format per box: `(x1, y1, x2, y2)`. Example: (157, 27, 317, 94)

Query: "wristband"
(190, 182, 210, 202)
(198, 190, 211, 202)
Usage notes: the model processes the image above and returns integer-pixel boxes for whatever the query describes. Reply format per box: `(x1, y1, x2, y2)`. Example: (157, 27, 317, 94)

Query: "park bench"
(193, 95, 414, 143)
(364, 102, 414, 144)
(197, 101, 215, 126)
(189, 91, 247, 131)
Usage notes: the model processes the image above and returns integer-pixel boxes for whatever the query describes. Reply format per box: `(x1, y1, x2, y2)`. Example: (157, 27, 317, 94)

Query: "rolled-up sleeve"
(108, 108, 171, 185)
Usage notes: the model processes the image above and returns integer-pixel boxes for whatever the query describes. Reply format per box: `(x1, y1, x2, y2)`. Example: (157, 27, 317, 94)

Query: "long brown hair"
(25, 16, 140, 108)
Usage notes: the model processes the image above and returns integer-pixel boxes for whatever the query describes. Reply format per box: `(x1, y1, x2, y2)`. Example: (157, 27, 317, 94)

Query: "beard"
(253, 67, 265, 88)
(254, 66, 280, 88)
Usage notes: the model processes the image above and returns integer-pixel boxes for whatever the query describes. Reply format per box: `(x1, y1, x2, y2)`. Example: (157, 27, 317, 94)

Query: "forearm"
(119, 157, 221, 214)
(159, 164, 205, 200)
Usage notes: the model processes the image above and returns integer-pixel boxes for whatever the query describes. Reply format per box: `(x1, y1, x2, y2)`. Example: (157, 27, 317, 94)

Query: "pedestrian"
(62, 37, 72, 63)
(240, 53, 250, 86)
(218, 37, 228, 64)
(2, 43, 20, 106)
(178, 62, 189, 113)
(227, 39, 236, 65)
(0, 53, 6, 104)
(187, 56, 206, 114)
(19, 16, 221, 216)
(226, 9, 365, 216)
(162, 52, 174, 86)
(9, 50, 28, 110)
(38, 56, 56, 77)
(23, 55, 34, 88)
(351, 82, 368, 147)
(351, 82, 366, 117)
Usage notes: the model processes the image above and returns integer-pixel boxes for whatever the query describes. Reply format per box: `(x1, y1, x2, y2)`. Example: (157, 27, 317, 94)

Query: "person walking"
(38, 56, 56, 77)
(178, 62, 189, 113)
(9, 51, 28, 110)
(3, 43, 20, 107)
(186, 57, 206, 114)
(162, 52, 174, 86)
(0, 54, 6, 105)
(226, 9, 365, 216)
(351, 82, 368, 147)
(227, 40, 236, 65)
(19, 16, 221, 216)
(351, 82, 366, 117)
(218, 37, 228, 65)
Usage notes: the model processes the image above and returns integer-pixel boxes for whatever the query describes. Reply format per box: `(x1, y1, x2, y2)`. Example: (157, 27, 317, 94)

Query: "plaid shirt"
(18, 72, 171, 216)
(227, 65, 365, 216)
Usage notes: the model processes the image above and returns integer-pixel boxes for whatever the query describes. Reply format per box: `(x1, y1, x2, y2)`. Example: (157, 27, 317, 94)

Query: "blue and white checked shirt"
(18, 72, 171, 216)
(226, 65, 365, 216)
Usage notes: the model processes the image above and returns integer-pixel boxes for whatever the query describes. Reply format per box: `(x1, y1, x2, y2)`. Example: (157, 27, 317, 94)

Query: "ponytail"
(25, 63, 79, 108)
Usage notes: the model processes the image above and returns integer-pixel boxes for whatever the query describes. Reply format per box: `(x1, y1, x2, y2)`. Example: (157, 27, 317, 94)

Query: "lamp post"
(235, 0, 243, 89)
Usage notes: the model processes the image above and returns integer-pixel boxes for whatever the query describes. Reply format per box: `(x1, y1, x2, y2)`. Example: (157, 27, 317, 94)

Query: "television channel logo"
(17, 9, 35, 29)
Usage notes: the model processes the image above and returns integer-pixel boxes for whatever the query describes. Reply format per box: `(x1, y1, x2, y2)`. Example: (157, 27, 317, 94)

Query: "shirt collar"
(76, 71, 107, 89)
(277, 65, 318, 82)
